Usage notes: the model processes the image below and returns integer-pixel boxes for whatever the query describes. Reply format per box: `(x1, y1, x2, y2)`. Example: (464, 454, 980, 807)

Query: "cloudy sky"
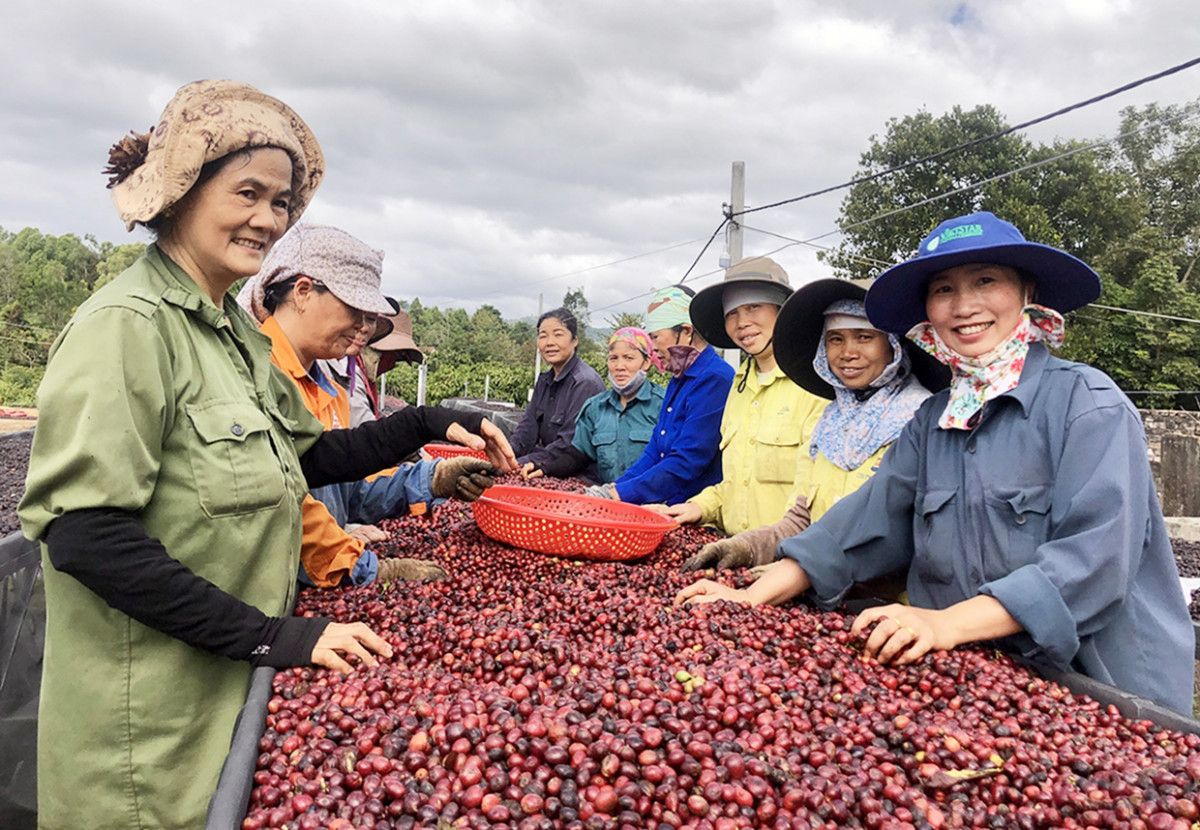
(1, 0, 1197, 321)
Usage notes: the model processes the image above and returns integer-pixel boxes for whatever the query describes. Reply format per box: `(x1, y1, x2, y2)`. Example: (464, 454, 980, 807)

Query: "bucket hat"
(237, 224, 394, 322)
(369, 306, 424, 364)
(690, 256, 793, 349)
(865, 211, 1101, 334)
(775, 279, 949, 398)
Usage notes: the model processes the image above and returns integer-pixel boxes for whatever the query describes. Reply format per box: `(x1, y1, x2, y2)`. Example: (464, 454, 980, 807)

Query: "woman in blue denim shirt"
(676, 211, 1194, 715)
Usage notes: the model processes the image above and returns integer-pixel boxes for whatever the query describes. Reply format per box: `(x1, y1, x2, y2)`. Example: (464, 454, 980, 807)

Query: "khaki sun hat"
(104, 79, 325, 232)
(689, 256, 793, 350)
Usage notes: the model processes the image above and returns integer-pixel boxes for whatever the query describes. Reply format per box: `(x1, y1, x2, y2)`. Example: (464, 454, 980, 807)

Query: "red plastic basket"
(422, 442, 488, 461)
(472, 485, 677, 561)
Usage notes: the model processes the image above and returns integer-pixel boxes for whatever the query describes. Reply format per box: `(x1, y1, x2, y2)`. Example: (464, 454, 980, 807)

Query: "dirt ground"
(0, 430, 32, 535)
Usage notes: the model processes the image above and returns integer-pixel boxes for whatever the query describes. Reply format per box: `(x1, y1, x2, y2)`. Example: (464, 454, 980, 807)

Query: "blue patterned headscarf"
(808, 299, 931, 471)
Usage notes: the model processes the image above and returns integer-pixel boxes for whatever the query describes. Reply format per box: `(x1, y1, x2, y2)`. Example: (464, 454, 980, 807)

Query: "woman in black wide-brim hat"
(676, 211, 1193, 715)
(682, 278, 947, 571)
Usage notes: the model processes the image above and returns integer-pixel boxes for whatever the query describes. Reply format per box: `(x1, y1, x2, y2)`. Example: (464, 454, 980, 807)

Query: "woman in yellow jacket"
(662, 257, 827, 535)
(683, 278, 948, 570)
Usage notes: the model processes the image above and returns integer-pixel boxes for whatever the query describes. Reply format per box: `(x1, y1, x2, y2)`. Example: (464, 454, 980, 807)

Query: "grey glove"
(431, 458, 498, 501)
(681, 535, 757, 572)
(681, 496, 813, 572)
(583, 484, 616, 500)
(378, 557, 447, 583)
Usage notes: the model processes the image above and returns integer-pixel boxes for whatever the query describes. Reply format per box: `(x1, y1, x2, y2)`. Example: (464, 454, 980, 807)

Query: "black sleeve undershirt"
(534, 445, 591, 479)
(45, 508, 328, 668)
(300, 405, 485, 487)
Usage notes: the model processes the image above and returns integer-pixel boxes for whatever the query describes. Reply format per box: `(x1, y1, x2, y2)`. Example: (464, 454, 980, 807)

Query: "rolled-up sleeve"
(777, 416, 923, 608)
(979, 401, 1147, 666)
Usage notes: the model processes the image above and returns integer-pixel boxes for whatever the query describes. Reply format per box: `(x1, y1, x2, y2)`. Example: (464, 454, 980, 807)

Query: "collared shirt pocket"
(185, 400, 288, 518)
(753, 420, 802, 484)
(591, 428, 619, 472)
(986, 483, 1053, 576)
(913, 489, 958, 583)
(628, 424, 654, 448)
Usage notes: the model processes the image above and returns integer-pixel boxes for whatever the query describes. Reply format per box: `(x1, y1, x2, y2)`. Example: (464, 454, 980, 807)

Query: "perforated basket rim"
(474, 485, 678, 533)
(422, 442, 488, 457)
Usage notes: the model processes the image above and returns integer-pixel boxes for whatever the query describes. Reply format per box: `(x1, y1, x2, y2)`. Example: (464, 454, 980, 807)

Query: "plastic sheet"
(205, 667, 277, 830)
(438, 397, 524, 437)
(0, 531, 42, 830)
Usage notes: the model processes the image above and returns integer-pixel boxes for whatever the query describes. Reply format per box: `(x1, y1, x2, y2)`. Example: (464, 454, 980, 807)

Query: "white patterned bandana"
(809, 299, 932, 471)
(907, 304, 1065, 430)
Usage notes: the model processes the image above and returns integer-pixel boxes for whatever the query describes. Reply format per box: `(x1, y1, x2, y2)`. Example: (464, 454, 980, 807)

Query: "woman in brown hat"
(682, 278, 946, 571)
(18, 81, 516, 828)
(658, 256, 827, 535)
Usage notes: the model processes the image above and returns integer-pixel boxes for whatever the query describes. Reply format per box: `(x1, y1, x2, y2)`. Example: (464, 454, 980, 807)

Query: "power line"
(739, 224, 895, 269)
(731, 55, 1200, 218)
(1089, 304, 1200, 325)
(593, 107, 1195, 316)
(680, 219, 728, 282)
(522, 236, 710, 288)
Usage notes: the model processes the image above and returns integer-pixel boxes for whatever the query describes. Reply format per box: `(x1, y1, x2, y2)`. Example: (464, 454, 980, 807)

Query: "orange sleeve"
(299, 494, 366, 588)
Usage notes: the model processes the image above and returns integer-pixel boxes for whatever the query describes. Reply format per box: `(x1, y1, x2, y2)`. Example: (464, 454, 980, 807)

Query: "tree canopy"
(824, 99, 1200, 408)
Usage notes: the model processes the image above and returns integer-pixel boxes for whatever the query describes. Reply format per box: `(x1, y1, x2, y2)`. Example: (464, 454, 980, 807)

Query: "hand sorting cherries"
(244, 475, 1200, 830)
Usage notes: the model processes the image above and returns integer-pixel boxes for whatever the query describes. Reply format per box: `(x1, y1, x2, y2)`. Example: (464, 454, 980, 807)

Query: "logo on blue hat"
(927, 222, 983, 252)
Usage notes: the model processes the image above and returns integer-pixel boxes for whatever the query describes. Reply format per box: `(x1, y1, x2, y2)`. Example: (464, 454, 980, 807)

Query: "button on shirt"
(511, 354, 605, 470)
(571, 380, 666, 484)
(689, 365, 827, 535)
(778, 345, 1194, 714)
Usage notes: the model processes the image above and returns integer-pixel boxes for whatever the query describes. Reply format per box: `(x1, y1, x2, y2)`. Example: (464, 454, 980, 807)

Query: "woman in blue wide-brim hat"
(675, 211, 1194, 715)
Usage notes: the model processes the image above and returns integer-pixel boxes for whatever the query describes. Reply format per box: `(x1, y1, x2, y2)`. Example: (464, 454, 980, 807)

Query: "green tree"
(824, 100, 1200, 407)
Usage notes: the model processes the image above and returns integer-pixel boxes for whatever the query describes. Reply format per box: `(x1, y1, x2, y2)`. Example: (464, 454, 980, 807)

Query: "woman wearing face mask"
(675, 212, 1193, 715)
(532, 327, 666, 483)
(683, 279, 947, 570)
(660, 257, 827, 535)
(238, 225, 497, 588)
(513, 307, 606, 476)
(593, 286, 735, 504)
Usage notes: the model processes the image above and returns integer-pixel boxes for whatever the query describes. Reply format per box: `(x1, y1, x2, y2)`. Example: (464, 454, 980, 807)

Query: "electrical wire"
(680, 218, 729, 282)
(593, 107, 1196, 316)
(730, 55, 1200, 218)
(521, 236, 711, 288)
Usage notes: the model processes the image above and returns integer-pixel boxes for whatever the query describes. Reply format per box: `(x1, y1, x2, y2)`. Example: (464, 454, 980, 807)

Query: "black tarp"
(0, 531, 41, 830)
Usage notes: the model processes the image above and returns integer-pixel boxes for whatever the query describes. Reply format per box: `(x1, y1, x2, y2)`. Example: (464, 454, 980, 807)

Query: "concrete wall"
(1141, 409, 1200, 517)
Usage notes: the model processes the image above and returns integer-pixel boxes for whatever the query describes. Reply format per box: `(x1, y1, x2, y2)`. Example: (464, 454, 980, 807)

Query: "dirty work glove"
(682, 535, 757, 572)
(378, 557, 447, 583)
(681, 495, 812, 572)
(583, 484, 617, 500)
(431, 457, 498, 501)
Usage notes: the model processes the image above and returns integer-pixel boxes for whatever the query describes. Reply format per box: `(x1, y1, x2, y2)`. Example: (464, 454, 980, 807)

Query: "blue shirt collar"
(995, 343, 1050, 417)
(308, 361, 342, 398)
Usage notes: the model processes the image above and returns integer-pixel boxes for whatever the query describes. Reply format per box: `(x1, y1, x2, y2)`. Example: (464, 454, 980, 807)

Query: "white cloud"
(1, 0, 1197, 319)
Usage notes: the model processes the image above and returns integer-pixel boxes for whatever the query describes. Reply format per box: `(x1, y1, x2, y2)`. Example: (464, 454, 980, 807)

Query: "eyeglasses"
(307, 278, 379, 329)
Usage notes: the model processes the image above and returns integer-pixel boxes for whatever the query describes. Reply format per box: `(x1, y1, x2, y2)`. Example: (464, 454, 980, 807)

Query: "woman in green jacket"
(18, 81, 515, 829)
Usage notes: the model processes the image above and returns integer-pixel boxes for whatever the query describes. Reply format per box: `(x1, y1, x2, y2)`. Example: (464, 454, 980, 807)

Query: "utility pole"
(727, 161, 744, 265)
(724, 161, 746, 371)
(531, 292, 543, 402)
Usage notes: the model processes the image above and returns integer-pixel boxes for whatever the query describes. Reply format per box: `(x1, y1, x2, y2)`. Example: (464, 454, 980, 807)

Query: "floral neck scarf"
(907, 304, 1065, 430)
(809, 301, 932, 471)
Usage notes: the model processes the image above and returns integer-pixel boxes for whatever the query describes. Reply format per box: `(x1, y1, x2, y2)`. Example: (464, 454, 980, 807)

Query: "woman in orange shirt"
(238, 223, 497, 586)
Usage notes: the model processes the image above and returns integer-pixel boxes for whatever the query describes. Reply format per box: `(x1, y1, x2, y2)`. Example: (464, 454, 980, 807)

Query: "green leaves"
(827, 99, 1200, 408)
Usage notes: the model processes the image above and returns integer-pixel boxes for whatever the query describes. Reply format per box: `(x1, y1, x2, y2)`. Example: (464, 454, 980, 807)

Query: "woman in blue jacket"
(589, 285, 735, 505)
(676, 212, 1193, 714)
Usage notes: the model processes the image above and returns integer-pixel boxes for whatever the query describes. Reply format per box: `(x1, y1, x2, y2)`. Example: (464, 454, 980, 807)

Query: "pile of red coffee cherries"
(244, 477, 1200, 829)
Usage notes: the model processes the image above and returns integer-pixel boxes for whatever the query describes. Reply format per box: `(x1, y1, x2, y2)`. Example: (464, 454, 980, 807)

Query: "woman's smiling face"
(824, 328, 893, 389)
(925, 263, 1029, 358)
